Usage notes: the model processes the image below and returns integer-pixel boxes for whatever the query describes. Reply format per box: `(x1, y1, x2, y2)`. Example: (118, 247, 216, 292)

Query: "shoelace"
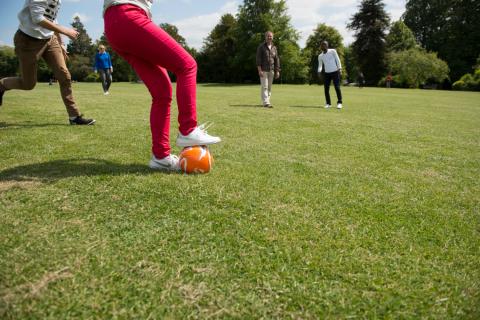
(198, 122, 214, 134)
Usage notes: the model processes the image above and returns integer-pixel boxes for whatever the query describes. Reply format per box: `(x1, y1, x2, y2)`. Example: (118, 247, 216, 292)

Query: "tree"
(233, 0, 307, 83)
(159, 23, 197, 58)
(386, 20, 417, 52)
(403, 0, 480, 82)
(197, 14, 237, 83)
(0, 46, 19, 77)
(95, 34, 137, 82)
(387, 48, 449, 88)
(347, 0, 390, 85)
(67, 16, 94, 57)
(303, 23, 344, 84)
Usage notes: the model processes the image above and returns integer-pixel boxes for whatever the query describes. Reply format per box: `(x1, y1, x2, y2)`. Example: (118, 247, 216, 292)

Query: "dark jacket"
(256, 42, 280, 72)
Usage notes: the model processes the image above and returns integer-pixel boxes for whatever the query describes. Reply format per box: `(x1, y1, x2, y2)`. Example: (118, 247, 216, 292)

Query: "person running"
(317, 41, 343, 109)
(0, 0, 95, 125)
(103, 0, 221, 171)
(256, 31, 280, 108)
(94, 44, 113, 95)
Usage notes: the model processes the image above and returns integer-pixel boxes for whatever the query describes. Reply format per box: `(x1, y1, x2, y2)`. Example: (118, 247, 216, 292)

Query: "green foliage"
(67, 55, 93, 81)
(403, 0, 480, 82)
(387, 49, 449, 88)
(386, 20, 417, 52)
(303, 24, 344, 84)
(232, 0, 304, 83)
(198, 14, 237, 83)
(0, 46, 18, 77)
(84, 72, 100, 83)
(348, 0, 391, 85)
(343, 45, 358, 83)
(452, 69, 480, 91)
(67, 16, 94, 57)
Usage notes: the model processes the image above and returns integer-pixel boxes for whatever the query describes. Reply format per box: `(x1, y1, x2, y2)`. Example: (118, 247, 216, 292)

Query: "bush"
(84, 72, 100, 82)
(452, 80, 467, 91)
(452, 71, 480, 91)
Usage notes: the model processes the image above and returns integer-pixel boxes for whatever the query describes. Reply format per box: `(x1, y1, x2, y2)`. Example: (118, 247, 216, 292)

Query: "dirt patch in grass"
(0, 180, 43, 192)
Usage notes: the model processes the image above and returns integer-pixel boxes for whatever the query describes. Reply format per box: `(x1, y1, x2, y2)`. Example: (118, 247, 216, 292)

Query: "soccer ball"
(179, 146, 213, 174)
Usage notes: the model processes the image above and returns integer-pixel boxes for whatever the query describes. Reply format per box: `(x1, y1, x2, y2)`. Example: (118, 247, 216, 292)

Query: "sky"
(0, 0, 406, 49)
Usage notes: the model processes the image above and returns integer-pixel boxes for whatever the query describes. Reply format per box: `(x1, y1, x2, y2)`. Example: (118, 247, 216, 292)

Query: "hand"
(258, 70, 264, 78)
(338, 69, 342, 76)
(62, 27, 79, 40)
(110, 68, 113, 73)
(275, 72, 280, 79)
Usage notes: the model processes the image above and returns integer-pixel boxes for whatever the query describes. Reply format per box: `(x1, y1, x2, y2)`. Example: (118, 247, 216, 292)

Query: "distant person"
(0, 0, 95, 125)
(94, 44, 113, 95)
(386, 73, 393, 88)
(318, 41, 343, 109)
(103, 0, 221, 171)
(256, 31, 280, 108)
(357, 71, 365, 89)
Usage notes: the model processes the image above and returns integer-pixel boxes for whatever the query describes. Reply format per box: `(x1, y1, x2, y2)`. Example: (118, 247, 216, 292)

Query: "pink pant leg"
(104, 5, 198, 157)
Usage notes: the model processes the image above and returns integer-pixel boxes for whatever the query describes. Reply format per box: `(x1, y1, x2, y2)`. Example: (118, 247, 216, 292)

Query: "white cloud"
(72, 12, 90, 23)
(166, 1, 239, 50)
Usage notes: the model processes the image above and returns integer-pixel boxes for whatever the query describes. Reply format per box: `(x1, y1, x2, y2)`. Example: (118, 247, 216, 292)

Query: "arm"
(333, 49, 342, 73)
(256, 46, 263, 78)
(317, 55, 323, 73)
(37, 19, 78, 40)
(108, 53, 113, 72)
(274, 47, 280, 79)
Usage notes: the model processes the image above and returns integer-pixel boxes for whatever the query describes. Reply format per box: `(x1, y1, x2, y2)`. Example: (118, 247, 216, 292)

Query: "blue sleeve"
(107, 53, 112, 68)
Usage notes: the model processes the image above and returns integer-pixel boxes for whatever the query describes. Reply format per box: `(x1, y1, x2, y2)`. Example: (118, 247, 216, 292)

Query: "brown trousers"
(0, 30, 80, 117)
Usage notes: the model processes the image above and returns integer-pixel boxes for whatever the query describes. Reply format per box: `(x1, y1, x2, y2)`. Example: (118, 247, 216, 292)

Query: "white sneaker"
(176, 123, 221, 147)
(104, 91, 109, 95)
(149, 154, 180, 171)
(324, 104, 331, 109)
(337, 103, 343, 109)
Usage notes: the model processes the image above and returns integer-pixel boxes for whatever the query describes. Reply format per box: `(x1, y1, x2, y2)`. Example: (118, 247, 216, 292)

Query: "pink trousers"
(104, 5, 197, 158)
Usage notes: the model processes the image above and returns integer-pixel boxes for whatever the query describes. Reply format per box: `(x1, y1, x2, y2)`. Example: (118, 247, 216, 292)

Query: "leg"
(0, 31, 47, 92)
(104, 6, 196, 135)
(333, 71, 342, 104)
(42, 36, 81, 117)
(105, 69, 112, 91)
(324, 73, 332, 105)
(260, 72, 270, 106)
(99, 69, 108, 92)
(267, 71, 274, 102)
(118, 51, 173, 159)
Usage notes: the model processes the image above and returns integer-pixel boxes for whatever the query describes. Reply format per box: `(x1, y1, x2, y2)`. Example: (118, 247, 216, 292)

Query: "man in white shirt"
(0, 0, 95, 125)
(317, 41, 343, 109)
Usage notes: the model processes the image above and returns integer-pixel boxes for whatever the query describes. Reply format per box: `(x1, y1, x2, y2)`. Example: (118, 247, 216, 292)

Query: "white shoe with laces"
(337, 103, 343, 109)
(324, 104, 331, 109)
(176, 122, 221, 147)
(149, 154, 180, 171)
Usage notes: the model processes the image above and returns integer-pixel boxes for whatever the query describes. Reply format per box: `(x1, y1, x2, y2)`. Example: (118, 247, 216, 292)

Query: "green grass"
(0, 82, 479, 319)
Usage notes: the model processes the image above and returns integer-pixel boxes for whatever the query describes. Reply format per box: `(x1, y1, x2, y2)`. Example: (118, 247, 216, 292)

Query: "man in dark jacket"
(256, 31, 280, 108)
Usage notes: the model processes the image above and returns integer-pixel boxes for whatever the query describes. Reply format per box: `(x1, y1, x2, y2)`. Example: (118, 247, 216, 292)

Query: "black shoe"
(69, 115, 96, 125)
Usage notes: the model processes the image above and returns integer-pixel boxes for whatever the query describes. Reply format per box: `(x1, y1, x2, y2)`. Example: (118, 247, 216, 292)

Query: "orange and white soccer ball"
(179, 146, 213, 174)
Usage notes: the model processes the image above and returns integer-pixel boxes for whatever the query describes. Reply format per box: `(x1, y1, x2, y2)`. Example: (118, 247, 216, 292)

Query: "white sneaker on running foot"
(176, 123, 221, 147)
(149, 154, 180, 171)
(324, 104, 331, 109)
(337, 103, 343, 109)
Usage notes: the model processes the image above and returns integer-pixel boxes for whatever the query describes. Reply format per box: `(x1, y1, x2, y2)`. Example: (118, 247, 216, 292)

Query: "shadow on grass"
(229, 104, 263, 108)
(0, 121, 69, 129)
(0, 158, 164, 183)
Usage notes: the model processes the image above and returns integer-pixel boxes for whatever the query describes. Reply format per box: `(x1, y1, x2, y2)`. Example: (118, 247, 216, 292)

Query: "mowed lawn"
(0, 82, 479, 319)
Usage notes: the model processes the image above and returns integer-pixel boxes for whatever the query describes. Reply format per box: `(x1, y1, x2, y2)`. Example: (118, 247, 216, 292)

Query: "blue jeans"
(99, 69, 112, 92)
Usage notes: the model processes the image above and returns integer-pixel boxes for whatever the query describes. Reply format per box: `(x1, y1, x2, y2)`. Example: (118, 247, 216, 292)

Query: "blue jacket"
(94, 52, 112, 70)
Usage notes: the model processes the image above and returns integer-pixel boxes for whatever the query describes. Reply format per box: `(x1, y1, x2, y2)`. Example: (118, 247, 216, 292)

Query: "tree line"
(1, 0, 479, 90)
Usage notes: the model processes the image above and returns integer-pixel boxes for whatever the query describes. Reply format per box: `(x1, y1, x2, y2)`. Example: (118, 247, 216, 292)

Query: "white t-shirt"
(318, 49, 342, 73)
(103, 0, 153, 18)
(18, 0, 61, 39)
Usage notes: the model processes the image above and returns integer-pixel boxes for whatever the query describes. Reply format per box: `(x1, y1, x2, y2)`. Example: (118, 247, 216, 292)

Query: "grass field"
(0, 82, 479, 319)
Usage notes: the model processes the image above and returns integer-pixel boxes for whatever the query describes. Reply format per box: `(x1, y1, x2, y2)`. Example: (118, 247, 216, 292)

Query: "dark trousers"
(324, 71, 342, 105)
(99, 69, 112, 92)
